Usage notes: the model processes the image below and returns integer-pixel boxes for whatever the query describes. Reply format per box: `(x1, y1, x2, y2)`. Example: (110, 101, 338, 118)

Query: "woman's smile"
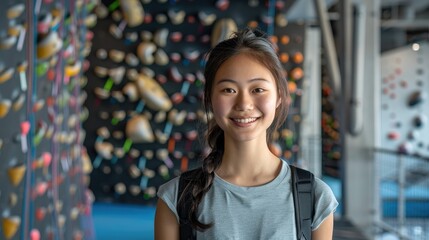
(231, 117, 258, 124)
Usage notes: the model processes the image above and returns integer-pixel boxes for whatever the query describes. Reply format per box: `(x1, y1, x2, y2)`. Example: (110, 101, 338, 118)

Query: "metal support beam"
(337, 0, 353, 218)
(349, 2, 367, 136)
(381, 19, 429, 29)
(313, 0, 342, 100)
(345, 0, 381, 238)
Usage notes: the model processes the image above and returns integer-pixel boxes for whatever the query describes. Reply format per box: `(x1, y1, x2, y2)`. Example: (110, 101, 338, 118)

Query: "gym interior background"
(0, 0, 428, 239)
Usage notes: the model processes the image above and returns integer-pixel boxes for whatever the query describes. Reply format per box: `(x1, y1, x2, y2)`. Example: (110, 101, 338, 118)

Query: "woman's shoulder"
(156, 175, 181, 221)
(158, 175, 179, 191)
(156, 168, 203, 222)
(313, 175, 336, 197)
(282, 161, 334, 196)
(312, 175, 339, 229)
(284, 162, 337, 204)
(157, 168, 202, 200)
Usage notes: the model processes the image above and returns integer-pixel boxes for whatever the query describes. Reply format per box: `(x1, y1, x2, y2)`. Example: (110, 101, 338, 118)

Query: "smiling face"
(211, 53, 280, 143)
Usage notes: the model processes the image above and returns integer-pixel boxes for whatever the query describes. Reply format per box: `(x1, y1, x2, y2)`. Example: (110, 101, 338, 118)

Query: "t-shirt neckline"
(213, 159, 289, 193)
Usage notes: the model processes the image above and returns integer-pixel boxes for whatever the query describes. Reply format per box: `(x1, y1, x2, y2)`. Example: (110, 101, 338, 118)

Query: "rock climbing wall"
(321, 59, 342, 177)
(380, 42, 429, 156)
(0, 1, 94, 239)
(83, 0, 309, 205)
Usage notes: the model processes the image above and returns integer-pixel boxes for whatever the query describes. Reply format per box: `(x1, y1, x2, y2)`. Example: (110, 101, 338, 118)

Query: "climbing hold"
(398, 142, 413, 154)
(413, 114, 427, 128)
(387, 131, 400, 140)
(408, 91, 426, 107)
(126, 115, 155, 143)
(2, 216, 20, 239)
(7, 164, 26, 186)
(0, 100, 11, 118)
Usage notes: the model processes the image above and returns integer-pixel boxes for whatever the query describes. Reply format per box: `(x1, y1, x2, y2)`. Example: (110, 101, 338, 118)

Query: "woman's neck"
(215, 138, 281, 187)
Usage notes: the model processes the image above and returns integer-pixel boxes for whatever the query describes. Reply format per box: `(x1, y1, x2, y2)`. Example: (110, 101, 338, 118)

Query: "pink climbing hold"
(387, 132, 399, 140)
(30, 229, 40, 240)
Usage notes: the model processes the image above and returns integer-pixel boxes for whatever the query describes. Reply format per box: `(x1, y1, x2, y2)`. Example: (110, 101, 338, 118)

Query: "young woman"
(155, 28, 338, 239)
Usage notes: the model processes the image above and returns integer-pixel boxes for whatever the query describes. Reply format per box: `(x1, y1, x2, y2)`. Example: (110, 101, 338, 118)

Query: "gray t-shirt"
(157, 160, 338, 239)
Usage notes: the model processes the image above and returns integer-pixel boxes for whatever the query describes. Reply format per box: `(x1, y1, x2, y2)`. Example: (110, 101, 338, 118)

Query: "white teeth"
(233, 118, 257, 123)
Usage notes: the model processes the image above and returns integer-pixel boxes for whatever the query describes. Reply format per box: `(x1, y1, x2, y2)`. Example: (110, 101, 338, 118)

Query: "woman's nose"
(234, 92, 253, 111)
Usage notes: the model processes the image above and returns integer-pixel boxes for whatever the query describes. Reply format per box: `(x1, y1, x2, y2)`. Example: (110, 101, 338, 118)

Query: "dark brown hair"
(179, 27, 290, 231)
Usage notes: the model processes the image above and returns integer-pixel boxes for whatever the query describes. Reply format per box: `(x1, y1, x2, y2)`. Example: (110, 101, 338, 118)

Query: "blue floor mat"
(92, 203, 155, 240)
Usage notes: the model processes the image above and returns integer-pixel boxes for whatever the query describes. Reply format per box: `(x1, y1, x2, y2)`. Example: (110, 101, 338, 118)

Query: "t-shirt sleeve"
(311, 177, 339, 230)
(157, 177, 180, 223)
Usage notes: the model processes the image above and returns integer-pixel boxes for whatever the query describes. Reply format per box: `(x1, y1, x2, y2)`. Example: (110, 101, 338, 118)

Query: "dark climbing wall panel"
(83, 0, 307, 205)
(321, 66, 341, 177)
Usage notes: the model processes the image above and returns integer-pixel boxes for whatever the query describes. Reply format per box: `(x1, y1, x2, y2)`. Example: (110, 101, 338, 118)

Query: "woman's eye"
(223, 88, 235, 93)
(253, 88, 265, 93)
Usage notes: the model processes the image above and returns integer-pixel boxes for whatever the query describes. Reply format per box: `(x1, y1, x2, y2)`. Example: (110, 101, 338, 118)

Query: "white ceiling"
(285, 0, 337, 22)
(285, 0, 429, 29)
(381, 0, 429, 29)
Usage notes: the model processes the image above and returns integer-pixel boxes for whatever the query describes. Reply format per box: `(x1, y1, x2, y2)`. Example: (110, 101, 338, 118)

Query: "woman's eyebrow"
(215, 78, 269, 85)
(216, 79, 236, 85)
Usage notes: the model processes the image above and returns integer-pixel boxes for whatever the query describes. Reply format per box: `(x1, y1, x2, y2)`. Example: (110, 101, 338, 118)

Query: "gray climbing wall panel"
(380, 42, 429, 157)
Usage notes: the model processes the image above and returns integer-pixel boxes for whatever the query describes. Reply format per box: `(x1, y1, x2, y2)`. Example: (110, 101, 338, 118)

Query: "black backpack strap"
(177, 169, 198, 240)
(290, 165, 315, 240)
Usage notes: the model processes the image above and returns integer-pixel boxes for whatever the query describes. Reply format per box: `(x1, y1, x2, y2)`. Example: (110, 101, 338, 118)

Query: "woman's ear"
(276, 97, 281, 108)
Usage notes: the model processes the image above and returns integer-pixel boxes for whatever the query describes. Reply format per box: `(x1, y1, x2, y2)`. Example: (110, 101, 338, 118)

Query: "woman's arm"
(312, 212, 334, 240)
(154, 199, 179, 240)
